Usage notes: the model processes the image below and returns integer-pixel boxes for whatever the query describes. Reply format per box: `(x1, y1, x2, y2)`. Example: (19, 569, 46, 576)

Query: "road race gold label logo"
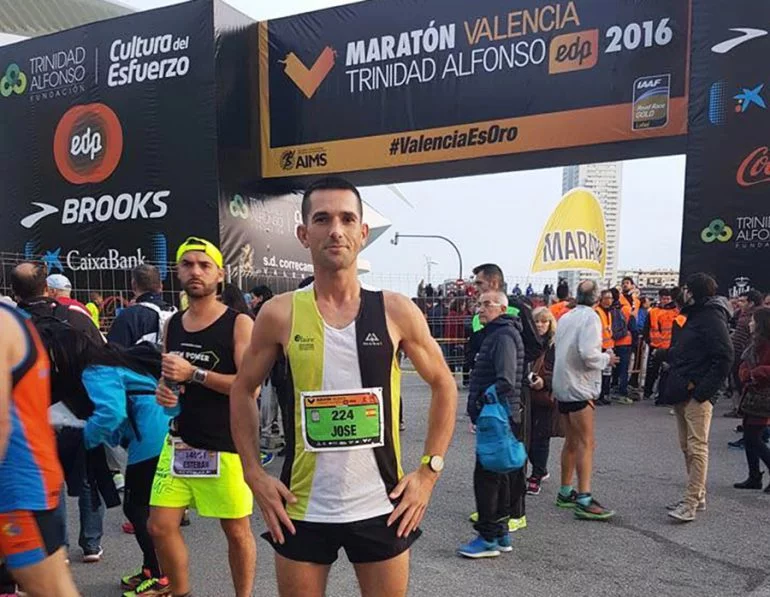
(632, 74, 670, 130)
(548, 29, 598, 74)
(53, 103, 123, 184)
(280, 47, 336, 99)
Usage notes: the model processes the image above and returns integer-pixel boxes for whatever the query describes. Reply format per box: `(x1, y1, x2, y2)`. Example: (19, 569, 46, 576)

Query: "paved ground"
(67, 376, 770, 597)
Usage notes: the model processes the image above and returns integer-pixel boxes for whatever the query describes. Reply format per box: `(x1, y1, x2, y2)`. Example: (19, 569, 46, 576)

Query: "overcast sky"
(124, 0, 686, 288)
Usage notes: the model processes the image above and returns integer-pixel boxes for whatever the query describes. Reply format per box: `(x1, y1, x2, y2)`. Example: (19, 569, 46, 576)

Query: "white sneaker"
(82, 546, 104, 563)
(668, 503, 696, 522)
(666, 498, 706, 512)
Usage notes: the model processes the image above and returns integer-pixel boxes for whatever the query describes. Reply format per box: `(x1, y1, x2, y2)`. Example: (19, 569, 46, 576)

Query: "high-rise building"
(558, 162, 623, 292)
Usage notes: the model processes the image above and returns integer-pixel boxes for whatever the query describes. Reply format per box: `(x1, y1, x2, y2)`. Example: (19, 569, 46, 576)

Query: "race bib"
(300, 388, 385, 452)
(171, 437, 220, 477)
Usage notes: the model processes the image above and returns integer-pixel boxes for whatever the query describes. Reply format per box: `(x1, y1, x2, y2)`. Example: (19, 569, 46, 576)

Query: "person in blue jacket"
(62, 332, 171, 597)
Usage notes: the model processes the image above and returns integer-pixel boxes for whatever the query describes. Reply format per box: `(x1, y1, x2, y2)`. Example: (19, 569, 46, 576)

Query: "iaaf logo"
(737, 146, 770, 187)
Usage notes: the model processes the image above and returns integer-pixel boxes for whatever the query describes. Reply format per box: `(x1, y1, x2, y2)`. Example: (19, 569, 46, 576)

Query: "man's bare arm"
(0, 312, 21, 462)
(385, 293, 457, 537)
(230, 295, 296, 543)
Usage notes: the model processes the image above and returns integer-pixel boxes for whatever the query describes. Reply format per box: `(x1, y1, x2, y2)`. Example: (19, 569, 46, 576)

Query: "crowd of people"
(0, 175, 767, 593)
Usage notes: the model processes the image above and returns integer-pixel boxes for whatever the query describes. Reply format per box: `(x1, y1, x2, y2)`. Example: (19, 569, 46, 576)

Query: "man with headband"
(148, 237, 256, 597)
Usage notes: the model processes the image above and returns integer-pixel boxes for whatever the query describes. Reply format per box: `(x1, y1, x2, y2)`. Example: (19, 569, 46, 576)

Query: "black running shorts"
(557, 400, 595, 415)
(262, 513, 421, 565)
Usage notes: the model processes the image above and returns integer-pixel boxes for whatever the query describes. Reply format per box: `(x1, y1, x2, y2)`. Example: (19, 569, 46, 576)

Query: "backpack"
(27, 304, 94, 420)
(135, 302, 178, 346)
(610, 306, 630, 342)
(475, 385, 527, 474)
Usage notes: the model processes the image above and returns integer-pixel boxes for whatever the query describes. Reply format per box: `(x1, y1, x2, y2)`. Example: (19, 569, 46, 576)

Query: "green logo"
(229, 194, 249, 219)
(0, 63, 27, 98)
(701, 218, 733, 243)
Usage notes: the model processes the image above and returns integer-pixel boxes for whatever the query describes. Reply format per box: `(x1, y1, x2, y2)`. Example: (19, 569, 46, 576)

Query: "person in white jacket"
(552, 280, 619, 521)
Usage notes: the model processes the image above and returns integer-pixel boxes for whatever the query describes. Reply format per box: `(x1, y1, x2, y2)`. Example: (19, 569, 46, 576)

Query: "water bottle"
(162, 377, 182, 418)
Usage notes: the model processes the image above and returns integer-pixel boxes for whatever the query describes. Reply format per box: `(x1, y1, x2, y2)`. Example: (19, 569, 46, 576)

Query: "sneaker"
(496, 534, 513, 553)
(123, 577, 171, 597)
(728, 438, 745, 450)
(574, 497, 615, 521)
(399, 421, 406, 432)
(180, 510, 191, 527)
(122, 521, 136, 534)
(508, 516, 527, 532)
(526, 477, 542, 495)
(556, 490, 578, 508)
(261, 452, 275, 466)
(668, 502, 696, 522)
(83, 546, 104, 563)
(666, 498, 706, 512)
(457, 536, 501, 559)
(469, 511, 478, 523)
(540, 472, 550, 482)
(612, 395, 634, 405)
(121, 568, 150, 591)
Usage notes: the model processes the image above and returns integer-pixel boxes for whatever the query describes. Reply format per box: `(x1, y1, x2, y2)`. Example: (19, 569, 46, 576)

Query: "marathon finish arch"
(0, 0, 761, 289)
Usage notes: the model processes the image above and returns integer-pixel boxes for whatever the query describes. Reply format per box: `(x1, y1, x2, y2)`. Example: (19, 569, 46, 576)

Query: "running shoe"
(728, 438, 745, 450)
(122, 521, 136, 534)
(574, 498, 615, 521)
(180, 510, 191, 527)
(556, 490, 578, 508)
(83, 546, 104, 563)
(496, 533, 513, 552)
(123, 576, 171, 597)
(526, 477, 542, 495)
(469, 511, 478, 523)
(261, 452, 275, 467)
(121, 568, 150, 591)
(666, 498, 706, 512)
(667, 502, 696, 523)
(508, 516, 527, 532)
(612, 395, 634, 405)
(457, 536, 500, 559)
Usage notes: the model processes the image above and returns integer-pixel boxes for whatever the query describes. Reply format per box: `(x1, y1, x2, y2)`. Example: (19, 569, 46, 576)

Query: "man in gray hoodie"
(553, 280, 619, 521)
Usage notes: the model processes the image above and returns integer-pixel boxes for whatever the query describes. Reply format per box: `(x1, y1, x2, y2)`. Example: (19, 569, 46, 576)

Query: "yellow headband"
(176, 236, 223, 268)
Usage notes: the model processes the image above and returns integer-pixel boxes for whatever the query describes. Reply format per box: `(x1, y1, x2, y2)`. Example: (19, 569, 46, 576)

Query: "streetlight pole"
(391, 232, 463, 280)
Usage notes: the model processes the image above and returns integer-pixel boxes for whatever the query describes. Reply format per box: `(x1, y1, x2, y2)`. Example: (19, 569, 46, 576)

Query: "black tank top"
(166, 308, 238, 452)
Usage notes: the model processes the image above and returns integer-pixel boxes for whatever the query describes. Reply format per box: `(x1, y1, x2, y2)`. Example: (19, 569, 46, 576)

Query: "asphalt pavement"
(67, 376, 770, 597)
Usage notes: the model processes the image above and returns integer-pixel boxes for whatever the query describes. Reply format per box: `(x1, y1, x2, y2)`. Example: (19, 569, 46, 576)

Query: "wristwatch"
(192, 368, 208, 385)
(421, 454, 445, 473)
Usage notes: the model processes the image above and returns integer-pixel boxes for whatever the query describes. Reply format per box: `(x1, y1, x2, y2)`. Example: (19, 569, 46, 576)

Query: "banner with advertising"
(0, 0, 219, 289)
(259, 0, 691, 184)
(680, 0, 770, 295)
(531, 188, 606, 274)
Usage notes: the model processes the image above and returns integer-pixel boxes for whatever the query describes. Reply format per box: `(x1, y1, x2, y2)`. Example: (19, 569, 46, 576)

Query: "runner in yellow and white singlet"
(231, 177, 457, 597)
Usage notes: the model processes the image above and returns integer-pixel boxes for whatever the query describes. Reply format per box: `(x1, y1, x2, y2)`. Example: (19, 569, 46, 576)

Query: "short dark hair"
(741, 289, 763, 307)
(622, 276, 635, 285)
(301, 177, 363, 223)
(472, 263, 505, 285)
(685, 273, 718, 301)
(659, 288, 672, 298)
(556, 281, 569, 300)
(132, 264, 161, 294)
(601, 289, 614, 299)
(11, 262, 47, 301)
(250, 285, 273, 300)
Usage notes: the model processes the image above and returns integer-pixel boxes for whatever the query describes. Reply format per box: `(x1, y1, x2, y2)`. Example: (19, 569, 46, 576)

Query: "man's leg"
(473, 459, 504, 541)
(354, 551, 410, 597)
(644, 350, 662, 397)
(743, 426, 763, 479)
(148, 506, 189, 594)
(275, 555, 331, 597)
(616, 346, 631, 397)
(683, 399, 713, 509)
(11, 549, 79, 597)
(560, 413, 576, 488)
(570, 406, 596, 495)
(77, 476, 104, 556)
(219, 517, 256, 597)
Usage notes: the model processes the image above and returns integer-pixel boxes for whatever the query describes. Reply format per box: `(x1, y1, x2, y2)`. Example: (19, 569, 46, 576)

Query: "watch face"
(430, 455, 445, 472)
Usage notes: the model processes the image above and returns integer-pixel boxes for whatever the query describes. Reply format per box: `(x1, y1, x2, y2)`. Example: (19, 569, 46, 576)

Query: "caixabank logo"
(21, 103, 171, 229)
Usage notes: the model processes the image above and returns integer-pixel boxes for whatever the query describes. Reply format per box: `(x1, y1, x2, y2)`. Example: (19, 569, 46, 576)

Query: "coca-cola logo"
(53, 103, 123, 184)
(737, 146, 770, 187)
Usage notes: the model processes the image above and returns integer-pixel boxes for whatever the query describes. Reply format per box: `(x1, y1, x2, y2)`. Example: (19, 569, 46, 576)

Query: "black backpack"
(28, 304, 95, 420)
